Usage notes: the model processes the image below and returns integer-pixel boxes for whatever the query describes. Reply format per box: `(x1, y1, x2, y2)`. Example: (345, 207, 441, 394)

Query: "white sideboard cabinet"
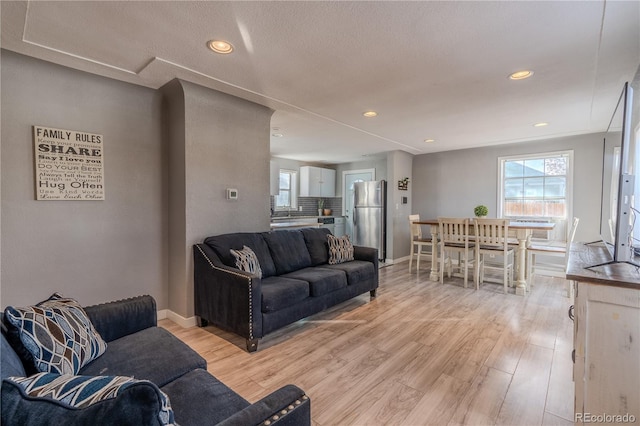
(299, 166, 336, 197)
(567, 243, 640, 425)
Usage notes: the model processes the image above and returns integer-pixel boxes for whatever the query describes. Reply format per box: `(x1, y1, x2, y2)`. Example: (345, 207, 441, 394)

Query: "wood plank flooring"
(161, 261, 575, 425)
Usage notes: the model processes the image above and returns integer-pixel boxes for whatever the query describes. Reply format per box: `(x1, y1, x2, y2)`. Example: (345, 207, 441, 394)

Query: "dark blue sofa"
(193, 228, 379, 352)
(1, 295, 310, 425)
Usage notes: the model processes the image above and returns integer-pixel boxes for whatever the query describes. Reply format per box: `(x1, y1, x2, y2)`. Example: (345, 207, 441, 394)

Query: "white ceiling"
(2, 1, 639, 164)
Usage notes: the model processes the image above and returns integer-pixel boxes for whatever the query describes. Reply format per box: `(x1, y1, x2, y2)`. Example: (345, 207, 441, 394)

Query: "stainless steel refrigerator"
(353, 180, 386, 261)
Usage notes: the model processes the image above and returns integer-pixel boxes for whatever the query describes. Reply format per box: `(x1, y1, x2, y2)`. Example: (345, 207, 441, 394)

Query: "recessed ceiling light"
(363, 111, 378, 118)
(509, 70, 534, 80)
(207, 40, 234, 54)
(272, 133, 283, 138)
(424, 138, 435, 143)
(533, 122, 548, 127)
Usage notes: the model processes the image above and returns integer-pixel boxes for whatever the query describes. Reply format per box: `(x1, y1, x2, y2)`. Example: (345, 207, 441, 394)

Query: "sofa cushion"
(327, 234, 355, 265)
(263, 230, 312, 275)
(283, 267, 348, 297)
(300, 228, 332, 266)
(2, 372, 174, 426)
(4, 294, 107, 375)
(230, 245, 262, 278)
(79, 327, 206, 387)
(205, 233, 276, 278)
(161, 368, 249, 426)
(1, 332, 26, 380)
(261, 277, 309, 313)
(319, 260, 376, 284)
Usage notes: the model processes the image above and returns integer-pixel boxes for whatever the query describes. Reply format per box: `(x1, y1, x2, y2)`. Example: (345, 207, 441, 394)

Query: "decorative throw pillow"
(3, 373, 175, 426)
(327, 234, 355, 265)
(4, 294, 107, 375)
(230, 245, 263, 278)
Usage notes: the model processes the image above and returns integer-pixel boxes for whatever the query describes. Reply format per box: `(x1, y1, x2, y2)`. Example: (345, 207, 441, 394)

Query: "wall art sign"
(33, 125, 105, 200)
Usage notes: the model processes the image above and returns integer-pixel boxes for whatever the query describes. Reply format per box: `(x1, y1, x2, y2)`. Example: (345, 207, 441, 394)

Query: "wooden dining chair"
(438, 217, 475, 288)
(409, 214, 432, 272)
(473, 218, 514, 294)
(527, 217, 580, 296)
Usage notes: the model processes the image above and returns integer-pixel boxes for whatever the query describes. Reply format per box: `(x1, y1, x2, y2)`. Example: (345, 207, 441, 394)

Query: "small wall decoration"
(33, 125, 105, 200)
(398, 177, 409, 191)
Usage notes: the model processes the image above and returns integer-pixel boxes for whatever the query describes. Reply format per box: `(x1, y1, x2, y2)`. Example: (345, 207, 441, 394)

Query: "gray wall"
(1, 52, 277, 317)
(0, 48, 616, 314)
(386, 151, 414, 260)
(1, 50, 167, 308)
(163, 80, 274, 317)
(162, 81, 187, 317)
(412, 133, 605, 243)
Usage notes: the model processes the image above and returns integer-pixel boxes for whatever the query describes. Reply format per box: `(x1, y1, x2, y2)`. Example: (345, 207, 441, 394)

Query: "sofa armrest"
(354, 245, 379, 266)
(354, 245, 379, 292)
(193, 244, 263, 343)
(217, 385, 310, 426)
(84, 295, 157, 343)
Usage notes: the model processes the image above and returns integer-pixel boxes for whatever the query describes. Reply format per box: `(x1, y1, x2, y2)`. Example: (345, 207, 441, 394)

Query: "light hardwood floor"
(161, 261, 575, 426)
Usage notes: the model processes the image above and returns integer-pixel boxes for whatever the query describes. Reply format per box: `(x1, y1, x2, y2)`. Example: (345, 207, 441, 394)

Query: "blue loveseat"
(193, 228, 379, 352)
(1, 295, 310, 425)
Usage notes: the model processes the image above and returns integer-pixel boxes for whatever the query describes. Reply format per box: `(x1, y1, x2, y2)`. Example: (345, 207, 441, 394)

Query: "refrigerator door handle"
(379, 220, 384, 257)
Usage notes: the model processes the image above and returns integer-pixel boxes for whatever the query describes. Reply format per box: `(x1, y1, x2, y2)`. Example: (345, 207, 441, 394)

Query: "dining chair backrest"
(409, 214, 422, 240)
(474, 218, 509, 249)
(438, 217, 470, 246)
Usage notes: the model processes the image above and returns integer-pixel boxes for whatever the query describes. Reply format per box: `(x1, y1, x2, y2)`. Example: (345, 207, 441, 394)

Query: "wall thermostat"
(226, 188, 238, 200)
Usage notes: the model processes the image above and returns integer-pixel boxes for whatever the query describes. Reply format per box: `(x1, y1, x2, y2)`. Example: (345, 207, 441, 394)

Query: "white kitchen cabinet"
(566, 243, 640, 425)
(299, 166, 335, 197)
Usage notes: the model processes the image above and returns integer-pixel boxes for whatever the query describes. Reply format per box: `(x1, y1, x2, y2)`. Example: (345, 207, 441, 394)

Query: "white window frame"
(497, 150, 574, 224)
(275, 169, 298, 211)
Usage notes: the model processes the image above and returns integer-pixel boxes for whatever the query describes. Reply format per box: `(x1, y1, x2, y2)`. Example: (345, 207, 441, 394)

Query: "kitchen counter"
(269, 215, 345, 231)
(270, 215, 339, 221)
(269, 221, 320, 230)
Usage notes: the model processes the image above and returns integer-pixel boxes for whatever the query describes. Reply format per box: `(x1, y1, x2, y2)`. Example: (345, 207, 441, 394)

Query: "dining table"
(415, 219, 555, 296)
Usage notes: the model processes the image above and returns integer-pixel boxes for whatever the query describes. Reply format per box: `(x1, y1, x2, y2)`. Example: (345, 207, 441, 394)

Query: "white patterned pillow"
(230, 245, 262, 278)
(4, 294, 107, 375)
(5, 373, 175, 425)
(327, 234, 355, 265)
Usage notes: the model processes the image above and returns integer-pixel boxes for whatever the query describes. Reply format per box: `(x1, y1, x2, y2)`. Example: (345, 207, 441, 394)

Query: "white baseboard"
(158, 309, 197, 328)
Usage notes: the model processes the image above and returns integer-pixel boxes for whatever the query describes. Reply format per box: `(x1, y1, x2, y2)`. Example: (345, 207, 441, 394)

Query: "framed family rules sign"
(33, 125, 105, 200)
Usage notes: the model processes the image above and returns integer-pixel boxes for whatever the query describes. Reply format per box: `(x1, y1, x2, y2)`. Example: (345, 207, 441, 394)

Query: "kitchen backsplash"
(271, 197, 342, 217)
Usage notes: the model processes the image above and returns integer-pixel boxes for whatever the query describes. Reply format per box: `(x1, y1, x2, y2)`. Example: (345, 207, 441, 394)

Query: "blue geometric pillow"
(4, 294, 107, 375)
(2, 373, 175, 425)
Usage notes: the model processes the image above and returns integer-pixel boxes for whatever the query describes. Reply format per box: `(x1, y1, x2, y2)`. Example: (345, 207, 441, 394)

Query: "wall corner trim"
(158, 309, 197, 328)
